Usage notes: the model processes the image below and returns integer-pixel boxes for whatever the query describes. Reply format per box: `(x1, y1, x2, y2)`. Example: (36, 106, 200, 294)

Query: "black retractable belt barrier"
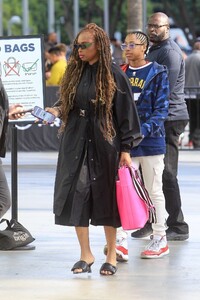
(7, 86, 60, 152)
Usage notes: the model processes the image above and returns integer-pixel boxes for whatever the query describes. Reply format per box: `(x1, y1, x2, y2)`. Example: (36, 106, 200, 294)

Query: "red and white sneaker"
(115, 230, 128, 262)
(115, 244, 129, 262)
(141, 235, 169, 259)
(103, 229, 129, 262)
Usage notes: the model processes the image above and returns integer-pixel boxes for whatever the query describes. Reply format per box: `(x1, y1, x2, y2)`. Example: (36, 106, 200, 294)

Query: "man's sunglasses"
(74, 42, 93, 50)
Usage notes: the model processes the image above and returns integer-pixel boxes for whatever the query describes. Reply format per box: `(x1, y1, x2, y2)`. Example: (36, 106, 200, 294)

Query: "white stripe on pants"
(132, 155, 167, 236)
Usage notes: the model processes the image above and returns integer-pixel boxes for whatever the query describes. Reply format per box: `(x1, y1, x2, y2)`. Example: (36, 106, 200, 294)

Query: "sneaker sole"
(141, 248, 170, 259)
(116, 249, 129, 262)
(131, 230, 153, 238)
(103, 246, 129, 262)
(166, 234, 189, 241)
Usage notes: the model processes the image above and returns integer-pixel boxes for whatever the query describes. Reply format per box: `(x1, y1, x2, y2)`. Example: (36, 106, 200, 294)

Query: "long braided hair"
(58, 23, 117, 141)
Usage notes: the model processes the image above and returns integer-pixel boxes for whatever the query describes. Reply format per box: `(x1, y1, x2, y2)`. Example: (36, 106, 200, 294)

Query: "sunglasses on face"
(146, 24, 168, 30)
(74, 42, 93, 50)
(121, 43, 144, 51)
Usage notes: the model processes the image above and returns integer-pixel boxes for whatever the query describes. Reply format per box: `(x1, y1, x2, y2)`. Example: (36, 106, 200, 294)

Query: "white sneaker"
(103, 229, 129, 262)
(116, 229, 129, 262)
(141, 235, 169, 259)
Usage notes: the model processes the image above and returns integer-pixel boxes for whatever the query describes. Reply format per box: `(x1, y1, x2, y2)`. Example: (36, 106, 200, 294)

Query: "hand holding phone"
(31, 106, 56, 123)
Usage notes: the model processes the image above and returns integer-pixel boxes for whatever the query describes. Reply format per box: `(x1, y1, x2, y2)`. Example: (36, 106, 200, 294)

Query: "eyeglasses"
(146, 24, 168, 30)
(121, 43, 144, 51)
(74, 42, 93, 50)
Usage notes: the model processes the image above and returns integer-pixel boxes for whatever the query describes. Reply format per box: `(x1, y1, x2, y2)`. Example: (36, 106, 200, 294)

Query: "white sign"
(0, 35, 45, 123)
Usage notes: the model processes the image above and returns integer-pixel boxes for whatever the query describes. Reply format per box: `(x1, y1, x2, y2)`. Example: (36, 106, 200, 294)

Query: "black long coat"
(53, 63, 142, 227)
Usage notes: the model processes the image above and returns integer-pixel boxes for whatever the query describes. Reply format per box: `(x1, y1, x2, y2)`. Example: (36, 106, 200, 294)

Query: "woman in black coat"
(46, 23, 142, 275)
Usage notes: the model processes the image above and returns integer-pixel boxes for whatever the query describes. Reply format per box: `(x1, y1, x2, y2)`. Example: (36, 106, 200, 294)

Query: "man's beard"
(149, 32, 166, 44)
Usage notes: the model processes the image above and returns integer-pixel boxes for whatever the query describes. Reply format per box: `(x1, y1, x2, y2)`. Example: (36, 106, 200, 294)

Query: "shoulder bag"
(116, 166, 156, 230)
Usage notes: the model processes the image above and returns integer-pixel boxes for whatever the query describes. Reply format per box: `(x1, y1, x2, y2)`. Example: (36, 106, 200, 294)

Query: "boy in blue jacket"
(112, 31, 170, 259)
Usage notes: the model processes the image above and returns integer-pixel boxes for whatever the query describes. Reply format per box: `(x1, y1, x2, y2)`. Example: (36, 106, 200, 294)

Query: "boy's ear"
(142, 44, 146, 54)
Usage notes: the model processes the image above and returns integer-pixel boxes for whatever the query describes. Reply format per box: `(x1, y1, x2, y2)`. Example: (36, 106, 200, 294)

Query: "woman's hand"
(45, 106, 60, 118)
(34, 107, 60, 124)
(119, 152, 132, 167)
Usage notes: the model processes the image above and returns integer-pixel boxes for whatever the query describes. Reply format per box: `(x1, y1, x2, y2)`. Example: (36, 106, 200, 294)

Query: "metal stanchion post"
(11, 124, 18, 221)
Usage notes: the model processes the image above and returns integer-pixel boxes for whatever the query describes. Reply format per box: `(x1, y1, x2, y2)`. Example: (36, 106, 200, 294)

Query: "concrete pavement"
(0, 150, 200, 300)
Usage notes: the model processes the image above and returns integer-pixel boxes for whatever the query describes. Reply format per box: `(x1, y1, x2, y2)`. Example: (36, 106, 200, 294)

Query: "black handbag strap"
(0, 219, 23, 229)
(9, 219, 18, 227)
(0, 218, 11, 228)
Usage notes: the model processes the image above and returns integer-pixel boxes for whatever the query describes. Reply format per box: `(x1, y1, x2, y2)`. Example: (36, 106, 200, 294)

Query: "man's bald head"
(149, 12, 169, 26)
(146, 12, 170, 44)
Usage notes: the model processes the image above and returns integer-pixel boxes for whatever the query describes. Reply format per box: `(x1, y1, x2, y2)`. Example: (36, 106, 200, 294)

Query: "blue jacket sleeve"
(141, 69, 169, 137)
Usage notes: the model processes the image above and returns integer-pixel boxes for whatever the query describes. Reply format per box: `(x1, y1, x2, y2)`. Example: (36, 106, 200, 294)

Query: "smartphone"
(31, 106, 56, 123)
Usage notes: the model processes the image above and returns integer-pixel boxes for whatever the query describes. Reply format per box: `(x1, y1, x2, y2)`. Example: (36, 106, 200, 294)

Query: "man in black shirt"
(131, 12, 189, 241)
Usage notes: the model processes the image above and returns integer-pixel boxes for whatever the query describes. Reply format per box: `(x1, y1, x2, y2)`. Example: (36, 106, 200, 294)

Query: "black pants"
(187, 99, 200, 147)
(163, 120, 189, 234)
(0, 159, 11, 218)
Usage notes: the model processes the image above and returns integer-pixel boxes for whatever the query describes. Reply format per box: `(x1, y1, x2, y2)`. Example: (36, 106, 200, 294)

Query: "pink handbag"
(116, 166, 156, 230)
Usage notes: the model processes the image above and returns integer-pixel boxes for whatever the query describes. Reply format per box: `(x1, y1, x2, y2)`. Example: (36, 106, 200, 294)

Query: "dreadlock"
(127, 31, 149, 54)
(58, 23, 117, 142)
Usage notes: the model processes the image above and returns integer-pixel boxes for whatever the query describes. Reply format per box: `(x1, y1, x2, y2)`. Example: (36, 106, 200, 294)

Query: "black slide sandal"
(71, 260, 94, 274)
(100, 262, 117, 275)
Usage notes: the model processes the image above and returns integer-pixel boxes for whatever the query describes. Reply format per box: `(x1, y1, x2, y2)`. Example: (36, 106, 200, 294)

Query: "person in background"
(0, 78, 25, 219)
(46, 43, 68, 86)
(46, 23, 142, 275)
(44, 32, 58, 76)
(44, 32, 58, 51)
(132, 12, 189, 241)
(106, 31, 170, 260)
(110, 37, 124, 65)
(185, 41, 200, 149)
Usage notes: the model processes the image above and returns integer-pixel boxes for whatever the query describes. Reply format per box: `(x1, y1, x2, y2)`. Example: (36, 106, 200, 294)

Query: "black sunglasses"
(74, 42, 93, 50)
(146, 24, 168, 30)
